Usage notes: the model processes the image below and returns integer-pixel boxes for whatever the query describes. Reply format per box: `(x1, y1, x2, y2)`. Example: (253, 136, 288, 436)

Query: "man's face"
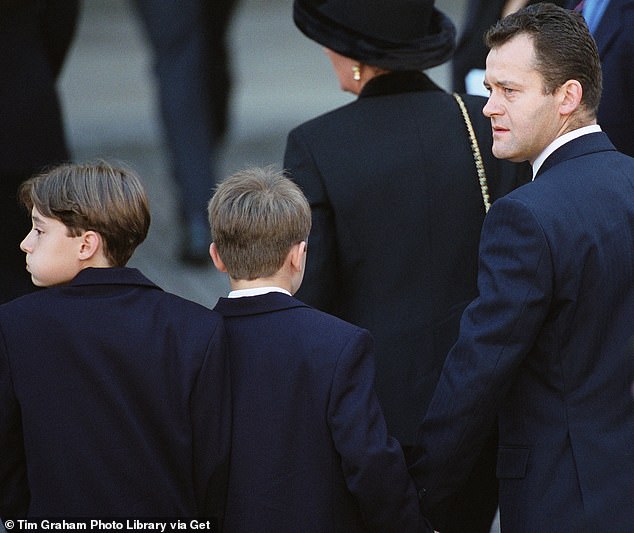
(483, 33, 564, 164)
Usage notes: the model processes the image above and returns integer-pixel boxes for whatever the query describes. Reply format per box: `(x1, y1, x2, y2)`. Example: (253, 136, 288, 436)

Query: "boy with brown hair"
(0, 161, 230, 521)
(208, 166, 429, 533)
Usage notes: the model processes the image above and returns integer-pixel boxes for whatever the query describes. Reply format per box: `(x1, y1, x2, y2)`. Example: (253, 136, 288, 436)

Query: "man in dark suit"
(0, 162, 230, 520)
(567, 0, 634, 156)
(208, 167, 429, 532)
(408, 5, 634, 532)
(284, 1, 529, 531)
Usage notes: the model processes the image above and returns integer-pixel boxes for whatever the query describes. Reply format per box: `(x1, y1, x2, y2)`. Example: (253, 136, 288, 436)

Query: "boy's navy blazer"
(409, 132, 634, 532)
(0, 267, 231, 518)
(214, 292, 428, 533)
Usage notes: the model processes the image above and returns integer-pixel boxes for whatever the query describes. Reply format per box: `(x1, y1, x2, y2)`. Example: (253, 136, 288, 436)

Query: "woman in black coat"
(283, 1, 529, 531)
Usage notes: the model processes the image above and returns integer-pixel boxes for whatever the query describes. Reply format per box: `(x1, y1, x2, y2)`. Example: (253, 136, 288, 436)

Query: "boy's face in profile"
(20, 207, 84, 287)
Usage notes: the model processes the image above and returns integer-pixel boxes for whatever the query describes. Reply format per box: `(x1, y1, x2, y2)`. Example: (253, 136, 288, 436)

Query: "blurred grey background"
(57, 0, 469, 308)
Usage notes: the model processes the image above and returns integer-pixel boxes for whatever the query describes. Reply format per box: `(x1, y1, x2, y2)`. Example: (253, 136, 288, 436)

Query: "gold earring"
(352, 65, 361, 81)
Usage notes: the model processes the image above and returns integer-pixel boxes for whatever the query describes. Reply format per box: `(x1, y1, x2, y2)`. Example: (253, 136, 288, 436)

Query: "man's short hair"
(208, 166, 311, 280)
(485, 2, 602, 115)
(19, 161, 150, 266)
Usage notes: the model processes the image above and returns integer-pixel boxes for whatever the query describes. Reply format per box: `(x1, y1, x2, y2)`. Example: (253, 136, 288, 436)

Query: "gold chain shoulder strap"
(452, 92, 491, 213)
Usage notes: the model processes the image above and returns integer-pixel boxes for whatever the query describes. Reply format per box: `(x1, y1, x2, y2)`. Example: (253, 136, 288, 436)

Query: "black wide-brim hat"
(293, 0, 456, 71)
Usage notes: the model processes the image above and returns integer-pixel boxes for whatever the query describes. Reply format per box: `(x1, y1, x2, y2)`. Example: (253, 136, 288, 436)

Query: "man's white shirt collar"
(532, 125, 602, 179)
(228, 286, 291, 298)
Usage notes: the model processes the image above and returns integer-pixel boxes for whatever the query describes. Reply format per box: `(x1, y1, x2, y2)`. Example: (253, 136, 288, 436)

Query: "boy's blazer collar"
(69, 267, 159, 289)
(214, 292, 308, 317)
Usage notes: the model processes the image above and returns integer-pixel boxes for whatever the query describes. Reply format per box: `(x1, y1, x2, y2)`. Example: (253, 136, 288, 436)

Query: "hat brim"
(293, 1, 456, 71)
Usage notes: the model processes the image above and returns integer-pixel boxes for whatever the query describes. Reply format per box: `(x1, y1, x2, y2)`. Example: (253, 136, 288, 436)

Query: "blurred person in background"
(566, 0, 634, 156)
(0, 0, 79, 303)
(132, 0, 238, 265)
(452, 0, 566, 95)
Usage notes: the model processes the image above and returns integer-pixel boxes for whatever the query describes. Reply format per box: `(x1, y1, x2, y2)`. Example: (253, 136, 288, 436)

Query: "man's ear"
(210, 242, 227, 273)
(289, 241, 307, 273)
(78, 230, 102, 261)
(559, 79, 583, 116)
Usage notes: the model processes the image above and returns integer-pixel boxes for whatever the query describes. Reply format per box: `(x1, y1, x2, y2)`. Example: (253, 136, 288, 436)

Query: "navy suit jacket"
(214, 292, 428, 533)
(0, 268, 230, 519)
(409, 132, 634, 532)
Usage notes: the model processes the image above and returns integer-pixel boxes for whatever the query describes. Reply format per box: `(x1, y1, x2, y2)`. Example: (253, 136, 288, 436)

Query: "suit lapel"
(536, 132, 616, 178)
(69, 267, 159, 290)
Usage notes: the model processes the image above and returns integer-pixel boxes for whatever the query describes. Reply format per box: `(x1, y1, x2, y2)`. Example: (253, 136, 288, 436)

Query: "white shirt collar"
(532, 125, 602, 179)
(228, 286, 292, 298)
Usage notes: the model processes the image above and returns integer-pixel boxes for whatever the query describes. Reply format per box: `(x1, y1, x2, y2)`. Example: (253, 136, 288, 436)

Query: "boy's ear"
(289, 241, 307, 272)
(78, 230, 102, 261)
(210, 242, 227, 273)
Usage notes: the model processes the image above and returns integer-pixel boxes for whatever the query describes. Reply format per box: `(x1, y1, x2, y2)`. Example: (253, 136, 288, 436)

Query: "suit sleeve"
(408, 196, 553, 520)
(283, 129, 338, 312)
(0, 320, 29, 517)
(328, 328, 431, 533)
(190, 316, 231, 520)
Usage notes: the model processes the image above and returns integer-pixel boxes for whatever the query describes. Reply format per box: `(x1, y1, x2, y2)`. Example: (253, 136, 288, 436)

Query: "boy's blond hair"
(19, 161, 150, 267)
(208, 166, 311, 280)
